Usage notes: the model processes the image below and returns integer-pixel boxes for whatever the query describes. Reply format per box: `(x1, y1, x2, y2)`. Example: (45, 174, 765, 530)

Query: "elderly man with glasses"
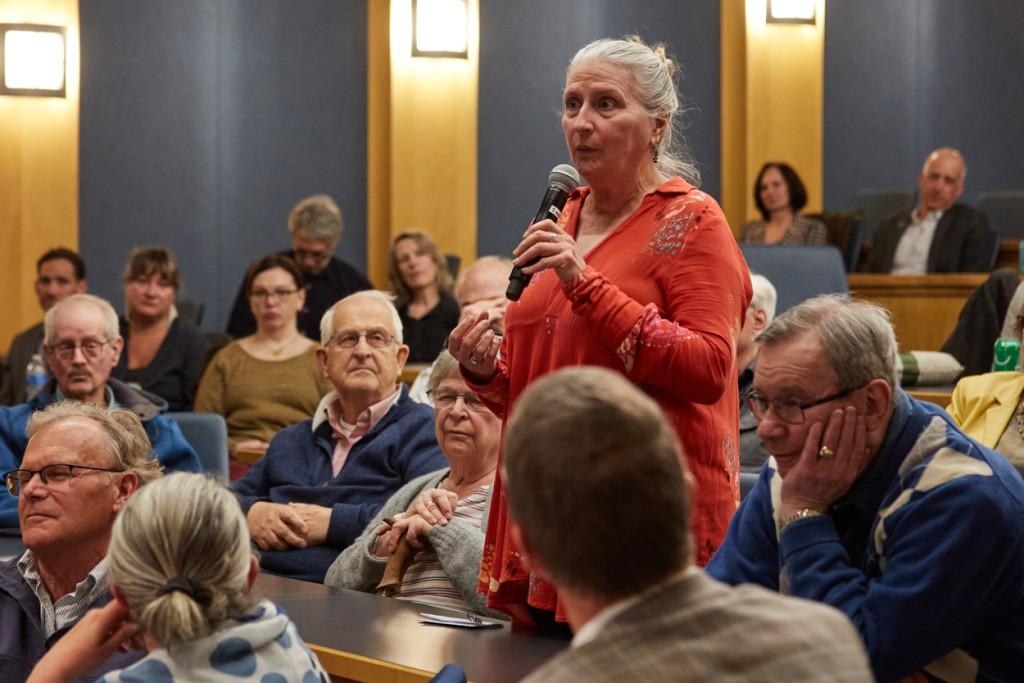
(0, 401, 162, 680)
(707, 294, 1024, 683)
(234, 290, 446, 583)
(0, 294, 200, 528)
(225, 194, 372, 340)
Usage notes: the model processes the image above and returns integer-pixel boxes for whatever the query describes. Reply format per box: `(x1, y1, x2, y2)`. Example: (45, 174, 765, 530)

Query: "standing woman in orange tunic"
(448, 36, 751, 629)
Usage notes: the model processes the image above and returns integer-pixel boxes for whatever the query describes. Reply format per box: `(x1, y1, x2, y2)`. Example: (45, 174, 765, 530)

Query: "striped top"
(17, 550, 108, 637)
(739, 214, 829, 246)
(396, 485, 490, 611)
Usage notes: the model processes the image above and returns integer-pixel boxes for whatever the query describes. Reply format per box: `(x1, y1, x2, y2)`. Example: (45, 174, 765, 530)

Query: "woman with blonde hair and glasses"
(387, 230, 459, 363)
(196, 255, 330, 478)
(27, 472, 328, 682)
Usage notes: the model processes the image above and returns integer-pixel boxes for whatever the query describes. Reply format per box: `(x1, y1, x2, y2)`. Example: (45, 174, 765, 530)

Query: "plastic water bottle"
(25, 354, 48, 400)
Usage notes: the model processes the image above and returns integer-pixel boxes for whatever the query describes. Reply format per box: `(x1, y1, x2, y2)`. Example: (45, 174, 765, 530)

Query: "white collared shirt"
(17, 550, 109, 637)
(891, 209, 944, 274)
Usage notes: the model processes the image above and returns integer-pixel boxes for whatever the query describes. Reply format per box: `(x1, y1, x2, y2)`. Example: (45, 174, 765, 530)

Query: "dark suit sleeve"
(225, 278, 257, 338)
(958, 207, 995, 272)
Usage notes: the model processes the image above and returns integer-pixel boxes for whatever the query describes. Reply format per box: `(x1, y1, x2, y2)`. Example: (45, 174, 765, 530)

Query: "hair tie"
(157, 576, 196, 599)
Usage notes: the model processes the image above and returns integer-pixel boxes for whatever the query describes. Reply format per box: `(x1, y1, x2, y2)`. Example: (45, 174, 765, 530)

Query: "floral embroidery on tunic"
(615, 304, 695, 372)
(645, 198, 707, 256)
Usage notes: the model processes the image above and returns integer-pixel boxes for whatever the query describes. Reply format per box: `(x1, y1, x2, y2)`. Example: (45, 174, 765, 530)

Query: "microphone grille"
(548, 164, 581, 194)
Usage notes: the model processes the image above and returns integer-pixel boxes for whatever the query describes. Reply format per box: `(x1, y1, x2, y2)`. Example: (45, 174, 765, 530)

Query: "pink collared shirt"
(325, 387, 403, 476)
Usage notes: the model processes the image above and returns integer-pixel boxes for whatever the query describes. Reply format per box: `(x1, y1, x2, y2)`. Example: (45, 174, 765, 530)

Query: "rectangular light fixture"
(766, 0, 817, 25)
(412, 0, 468, 58)
(0, 23, 66, 97)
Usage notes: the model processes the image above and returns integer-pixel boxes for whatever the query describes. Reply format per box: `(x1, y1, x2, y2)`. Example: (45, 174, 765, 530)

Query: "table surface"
(258, 573, 566, 683)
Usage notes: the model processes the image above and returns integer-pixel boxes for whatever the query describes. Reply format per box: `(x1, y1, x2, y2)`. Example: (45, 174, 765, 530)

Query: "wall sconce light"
(766, 0, 817, 25)
(411, 0, 468, 58)
(0, 24, 66, 97)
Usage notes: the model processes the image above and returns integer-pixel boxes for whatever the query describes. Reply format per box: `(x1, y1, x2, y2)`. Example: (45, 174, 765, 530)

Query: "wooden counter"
(847, 274, 988, 351)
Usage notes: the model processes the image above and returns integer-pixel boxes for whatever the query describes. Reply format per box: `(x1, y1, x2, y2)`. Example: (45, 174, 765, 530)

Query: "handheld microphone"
(506, 164, 581, 301)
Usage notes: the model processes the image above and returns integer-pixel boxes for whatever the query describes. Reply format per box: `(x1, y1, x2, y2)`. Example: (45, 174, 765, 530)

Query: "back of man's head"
(503, 366, 692, 601)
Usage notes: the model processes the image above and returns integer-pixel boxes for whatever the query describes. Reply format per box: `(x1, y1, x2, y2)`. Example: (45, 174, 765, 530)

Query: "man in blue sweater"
(707, 294, 1024, 682)
(235, 290, 445, 582)
(0, 294, 200, 528)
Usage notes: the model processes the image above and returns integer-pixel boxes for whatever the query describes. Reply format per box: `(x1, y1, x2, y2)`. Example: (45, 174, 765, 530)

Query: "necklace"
(266, 334, 300, 357)
(1015, 396, 1024, 440)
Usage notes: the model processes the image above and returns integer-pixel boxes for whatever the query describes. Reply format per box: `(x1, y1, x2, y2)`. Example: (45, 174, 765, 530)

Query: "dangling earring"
(651, 145, 660, 163)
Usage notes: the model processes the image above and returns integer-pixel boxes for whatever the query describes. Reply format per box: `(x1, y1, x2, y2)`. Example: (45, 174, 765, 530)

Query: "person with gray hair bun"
(325, 351, 501, 616)
(708, 294, 1024, 682)
(447, 35, 750, 629)
(27, 473, 329, 683)
(738, 273, 778, 473)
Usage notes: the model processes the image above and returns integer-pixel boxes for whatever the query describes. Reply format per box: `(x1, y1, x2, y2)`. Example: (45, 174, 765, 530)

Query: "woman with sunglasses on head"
(195, 255, 331, 479)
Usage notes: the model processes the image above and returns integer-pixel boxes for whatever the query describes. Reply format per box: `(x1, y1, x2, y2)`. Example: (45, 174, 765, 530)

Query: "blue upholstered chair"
(806, 211, 864, 272)
(977, 190, 1024, 239)
(430, 664, 468, 683)
(167, 412, 229, 481)
(740, 245, 849, 314)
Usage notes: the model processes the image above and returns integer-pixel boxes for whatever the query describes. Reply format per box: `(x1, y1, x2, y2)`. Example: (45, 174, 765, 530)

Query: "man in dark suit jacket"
(868, 147, 994, 274)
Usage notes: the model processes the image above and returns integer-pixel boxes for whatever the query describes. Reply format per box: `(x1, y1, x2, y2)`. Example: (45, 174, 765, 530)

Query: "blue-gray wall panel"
(80, 0, 367, 329)
(477, 0, 721, 258)
(825, 0, 1024, 211)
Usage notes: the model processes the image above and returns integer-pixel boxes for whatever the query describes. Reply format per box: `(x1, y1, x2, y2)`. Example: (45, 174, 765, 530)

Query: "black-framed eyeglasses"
(46, 339, 115, 361)
(3, 463, 124, 497)
(293, 248, 332, 264)
(330, 329, 396, 349)
(427, 389, 490, 413)
(747, 383, 866, 425)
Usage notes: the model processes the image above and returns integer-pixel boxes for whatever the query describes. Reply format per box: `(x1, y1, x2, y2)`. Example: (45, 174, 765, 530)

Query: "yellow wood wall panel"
(0, 0, 79, 352)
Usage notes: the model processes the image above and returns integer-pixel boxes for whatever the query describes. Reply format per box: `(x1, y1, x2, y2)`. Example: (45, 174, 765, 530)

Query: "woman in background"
(27, 473, 328, 682)
(740, 162, 828, 246)
(113, 247, 207, 411)
(388, 230, 459, 363)
(195, 255, 330, 478)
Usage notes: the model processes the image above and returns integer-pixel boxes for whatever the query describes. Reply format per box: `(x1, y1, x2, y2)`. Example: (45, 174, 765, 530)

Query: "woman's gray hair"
(288, 194, 343, 244)
(426, 350, 460, 395)
(749, 273, 778, 322)
(107, 473, 255, 649)
(43, 293, 120, 345)
(26, 401, 164, 486)
(319, 290, 404, 345)
(569, 36, 700, 185)
(756, 294, 900, 388)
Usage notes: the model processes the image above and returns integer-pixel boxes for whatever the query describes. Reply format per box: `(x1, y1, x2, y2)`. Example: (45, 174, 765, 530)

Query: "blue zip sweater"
(234, 386, 446, 583)
(707, 390, 1024, 683)
(0, 379, 201, 528)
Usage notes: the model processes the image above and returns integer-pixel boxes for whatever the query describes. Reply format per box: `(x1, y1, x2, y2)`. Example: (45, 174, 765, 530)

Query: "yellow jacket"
(946, 371, 1024, 448)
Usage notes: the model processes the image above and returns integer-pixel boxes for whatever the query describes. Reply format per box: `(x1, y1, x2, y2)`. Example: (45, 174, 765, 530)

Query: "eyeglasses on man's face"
(46, 339, 114, 361)
(3, 463, 123, 497)
(747, 383, 865, 425)
(329, 329, 396, 350)
(249, 288, 299, 302)
(428, 389, 490, 413)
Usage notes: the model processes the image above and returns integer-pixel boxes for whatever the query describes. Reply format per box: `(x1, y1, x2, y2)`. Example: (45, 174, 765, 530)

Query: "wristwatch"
(781, 508, 827, 531)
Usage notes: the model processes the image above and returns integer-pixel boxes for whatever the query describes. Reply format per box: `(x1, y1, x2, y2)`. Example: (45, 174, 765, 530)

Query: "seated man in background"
(410, 255, 513, 404)
(0, 294, 200, 527)
(738, 273, 777, 473)
(226, 194, 372, 340)
(707, 295, 1024, 682)
(235, 291, 446, 583)
(1, 248, 87, 406)
(0, 402, 163, 680)
(867, 147, 993, 274)
(505, 367, 872, 682)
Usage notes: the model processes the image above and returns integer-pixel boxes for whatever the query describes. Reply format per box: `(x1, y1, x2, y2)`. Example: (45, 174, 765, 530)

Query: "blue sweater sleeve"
(233, 450, 273, 512)
(0, 406, 30, 528)
(705, 465, 781, 589)
(147, 416, 201, 473)
(780, 477, 1016, 681)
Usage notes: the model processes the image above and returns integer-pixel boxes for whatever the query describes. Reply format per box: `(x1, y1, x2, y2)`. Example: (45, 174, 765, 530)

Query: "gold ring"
(469, 355, 483, 364)
(818, 446, 834, 459)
